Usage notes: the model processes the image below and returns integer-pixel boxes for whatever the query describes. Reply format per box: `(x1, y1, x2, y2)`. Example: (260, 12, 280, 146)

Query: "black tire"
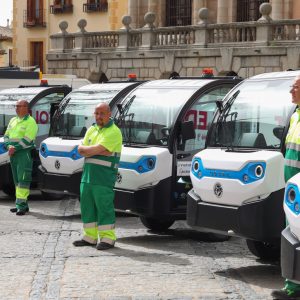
(140, 216, 175, 231)
(246, 239, 280, 261)
(206, 233, 231, 242)
(41, 191, 64, 200)
(2, 184, 15, 196)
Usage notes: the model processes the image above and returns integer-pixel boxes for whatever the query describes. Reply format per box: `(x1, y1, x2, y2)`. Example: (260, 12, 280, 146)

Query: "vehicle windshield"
(117, 87, 195, 146)
(53, 89, 121, 138)
(208, 78, 295, 150)
(0, 93, 35, 136)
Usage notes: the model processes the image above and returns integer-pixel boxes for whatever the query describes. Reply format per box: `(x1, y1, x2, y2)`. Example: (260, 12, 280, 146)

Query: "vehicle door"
(173, 83, 237, 207)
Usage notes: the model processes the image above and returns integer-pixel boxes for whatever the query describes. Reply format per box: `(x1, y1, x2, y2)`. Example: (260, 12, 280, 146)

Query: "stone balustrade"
(46, 3, 300, 82)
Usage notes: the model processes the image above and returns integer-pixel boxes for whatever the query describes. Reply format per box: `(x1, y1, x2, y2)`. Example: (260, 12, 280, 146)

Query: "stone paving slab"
(0, 191, 284, 299)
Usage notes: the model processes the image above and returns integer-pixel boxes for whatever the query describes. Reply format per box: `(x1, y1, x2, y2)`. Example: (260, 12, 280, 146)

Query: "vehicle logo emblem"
(55, 160, 61, 170)
(214, 182, 223, 198)
(116, 172, 122, 183)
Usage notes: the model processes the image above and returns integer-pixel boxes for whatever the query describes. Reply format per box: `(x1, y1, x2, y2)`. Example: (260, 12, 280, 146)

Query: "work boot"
(271, 289, 300, 299)
(96, 242, 114, 250)
(11, 207, 29, 213)
(72, 239, 96, 247)
(16, 209, 29, 216)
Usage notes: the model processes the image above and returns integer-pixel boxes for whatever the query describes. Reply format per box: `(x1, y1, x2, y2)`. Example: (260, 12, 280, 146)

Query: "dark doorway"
(166, 0, 192, 26)
(237, 0, 269, 22)
(30, 41, 44, 72)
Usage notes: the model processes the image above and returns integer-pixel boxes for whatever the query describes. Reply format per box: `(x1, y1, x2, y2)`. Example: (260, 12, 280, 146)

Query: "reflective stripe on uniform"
(285, 158, 300, 169)
(98, 224, 115, 231)
(100, 237, 115, 245)
(286, 142, 300, 152)
(23, 136, 32, 143)
(85, 158, 112, 167)
(83, 222, 97, 228)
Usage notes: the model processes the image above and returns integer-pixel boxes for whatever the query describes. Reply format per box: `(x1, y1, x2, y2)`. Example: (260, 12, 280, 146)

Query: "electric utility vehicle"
(187, 70, 300, 260)
(0, 84, 72, 197)
(113, 76, 242, 231)
(38, 80, 144, 196)
(281, 173, 300, 282)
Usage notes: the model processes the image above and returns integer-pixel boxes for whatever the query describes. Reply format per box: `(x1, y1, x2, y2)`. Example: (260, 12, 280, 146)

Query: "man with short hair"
(271, 76, 300, 299)
(73, 102, 122, 250)
(4, 99, 38, 215)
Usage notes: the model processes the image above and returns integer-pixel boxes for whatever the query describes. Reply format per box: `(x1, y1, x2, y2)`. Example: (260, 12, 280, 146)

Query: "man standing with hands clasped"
(4, 99, 38, 215)
(73, 102, 122, 250)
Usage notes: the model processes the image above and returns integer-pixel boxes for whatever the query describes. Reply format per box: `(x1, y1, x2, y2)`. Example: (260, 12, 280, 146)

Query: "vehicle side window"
(179, 86, 232, 152)
(31, 93, 65, 146)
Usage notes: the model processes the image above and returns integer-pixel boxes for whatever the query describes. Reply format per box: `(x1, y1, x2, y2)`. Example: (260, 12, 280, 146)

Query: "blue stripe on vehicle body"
(0, 143, 7, 154)
(40, 143, 82, 160)
(119, 156, 156, 174)
(285, 183, 300, 215)
(191, 158, 266, 184)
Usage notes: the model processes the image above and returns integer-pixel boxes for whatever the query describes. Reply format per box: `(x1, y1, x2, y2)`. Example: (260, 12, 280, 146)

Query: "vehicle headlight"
(287, 187, 296, 204)
(254, 165, 264, 178)
(192, 160, 199, 172)
(40, 143, 48, 158)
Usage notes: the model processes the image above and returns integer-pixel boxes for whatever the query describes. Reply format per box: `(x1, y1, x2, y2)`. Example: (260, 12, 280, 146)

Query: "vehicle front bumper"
(114, 177, 185, 220)
(38, 165, 82, 196)
(187, 188, 285, 242)
(281, 226, 300, 282)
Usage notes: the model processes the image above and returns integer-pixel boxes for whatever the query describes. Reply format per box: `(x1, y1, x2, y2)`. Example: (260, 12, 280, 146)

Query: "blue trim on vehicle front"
(39, 143, 82, 160)
(285, 183, 300, 215)
(119, 156, 156, 174)
(191, 158, 266, 184)
(0, 143, 7, 154)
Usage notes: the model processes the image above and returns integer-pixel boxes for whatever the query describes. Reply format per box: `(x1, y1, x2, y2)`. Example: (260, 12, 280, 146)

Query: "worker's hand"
(8, 146, 15, 157)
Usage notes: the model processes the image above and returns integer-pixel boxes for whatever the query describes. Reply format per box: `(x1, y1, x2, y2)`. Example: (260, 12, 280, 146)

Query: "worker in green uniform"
(73, 102, 122, 250)
(271, 76, 300, 300)
(4, 99, 38, 216)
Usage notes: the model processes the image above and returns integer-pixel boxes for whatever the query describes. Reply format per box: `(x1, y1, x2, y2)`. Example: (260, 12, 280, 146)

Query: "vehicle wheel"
(140, 216, 175, 231)
(41, 191, 64, 200)
(206, 233, 231, 242)
(2, 184, 15, 196)
(246, 239, 280, 260)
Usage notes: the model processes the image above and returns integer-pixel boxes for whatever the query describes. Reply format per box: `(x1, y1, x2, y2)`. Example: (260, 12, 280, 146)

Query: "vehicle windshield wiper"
(51, 97, 71, 134)
(214, 90, 240, 149)
(116, 95, 136, 145)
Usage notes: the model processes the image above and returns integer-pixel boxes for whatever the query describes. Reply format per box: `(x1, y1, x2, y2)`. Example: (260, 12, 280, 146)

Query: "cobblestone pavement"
(0, 191, 283, 300)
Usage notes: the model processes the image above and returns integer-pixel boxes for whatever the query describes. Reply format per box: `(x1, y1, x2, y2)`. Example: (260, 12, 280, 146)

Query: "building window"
(237, 0, 269, 22)
(166, 0, 192, 26)
(30, 42, 44, 72)
(83, 0, 108, 13)
(24, 0, 46, 27)
(50, 0, 73, 14)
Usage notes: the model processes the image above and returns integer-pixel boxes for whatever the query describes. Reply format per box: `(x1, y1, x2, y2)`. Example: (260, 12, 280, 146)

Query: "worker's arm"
(78, 144, 112, 157)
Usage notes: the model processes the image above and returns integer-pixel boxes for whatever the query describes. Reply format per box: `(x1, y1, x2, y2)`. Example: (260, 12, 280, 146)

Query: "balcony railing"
(50, 4, 73, 14)
(83, 2, 108, 13)
(23, 9, 46, 27)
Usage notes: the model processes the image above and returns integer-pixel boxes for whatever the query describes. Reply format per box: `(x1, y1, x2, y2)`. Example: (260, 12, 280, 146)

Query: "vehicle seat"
(239, 132, 267, 148)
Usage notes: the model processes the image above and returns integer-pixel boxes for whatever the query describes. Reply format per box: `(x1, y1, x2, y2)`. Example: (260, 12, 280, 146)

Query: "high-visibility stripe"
(98, 224, 115, 231)
(83, 222, 97, 228)
(16, 198, 27, 204)
(19, 141, 28, 148)
(23, 136, 32, 143)
(285, 158, 300, 169)
(18, 183, 30, 189)
(82, 235, 97, 245)
(110, 152, 121, 157)
(100, 237, 115, 245)
(286, 142, 300, 152)
(9, 138, 21, 142)
(85, 158, 112, 167)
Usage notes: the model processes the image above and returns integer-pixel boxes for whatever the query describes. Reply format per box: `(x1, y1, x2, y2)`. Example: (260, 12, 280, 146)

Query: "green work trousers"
(10, 149, 32, 210)
(80, 182, 116, 245)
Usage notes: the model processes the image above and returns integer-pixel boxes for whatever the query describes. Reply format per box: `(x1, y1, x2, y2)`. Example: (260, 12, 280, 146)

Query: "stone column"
(228, 0, 237, 22)
(217, 0, 228, 23)
(283, 0, 293, 19)
(128, 0, 139, 28)
(148, 0, 158, 26)
(158, 0, 166, 27)
(272, 0, 283, 20)
(193, 0, 206, 25)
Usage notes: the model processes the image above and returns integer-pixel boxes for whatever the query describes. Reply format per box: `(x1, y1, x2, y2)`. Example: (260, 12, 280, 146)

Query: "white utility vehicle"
(38, 80, 144, 196)
(113, 76, 242, 231)
(0, 84, 72, 197)
(281, 173, 300, 281)
(187, 70, 300, 259)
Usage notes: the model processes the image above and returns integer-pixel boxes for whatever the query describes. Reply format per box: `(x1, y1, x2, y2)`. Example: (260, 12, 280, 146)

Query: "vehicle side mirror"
(181, 120, 196, 141)
(273, 126, 284, 140)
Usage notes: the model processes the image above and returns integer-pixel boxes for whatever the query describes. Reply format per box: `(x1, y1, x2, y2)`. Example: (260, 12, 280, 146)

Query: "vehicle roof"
(76, 82, 136, 91)
(249, 70, 300, 80)
(0, 87, 52, 95)
(138, 79, 229, 90)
